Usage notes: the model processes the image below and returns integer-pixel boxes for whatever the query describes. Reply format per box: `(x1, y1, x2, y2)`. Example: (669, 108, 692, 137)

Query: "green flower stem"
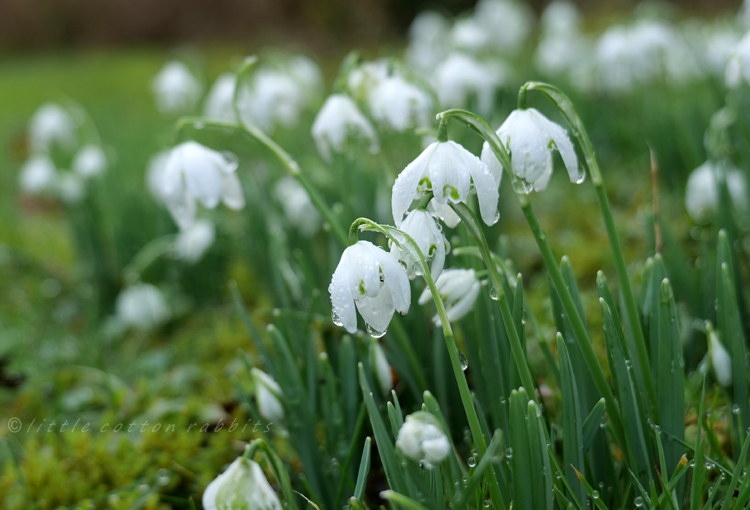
(122, 234, 177, 284)
(351, 218, 506, 510)
(522, 81, 658, 421)
(450, 202, 538, 406)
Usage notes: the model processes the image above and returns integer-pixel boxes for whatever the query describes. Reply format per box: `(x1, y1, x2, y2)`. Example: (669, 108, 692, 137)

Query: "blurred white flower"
(707, 328, 732, 387)
(57, 173, 85, 204)
(726, 31, 750, 87)
(405, 11, 451, 76)
(28, 102, 77, 152)
(251, 368, 285, 425)
(286, 55, 324, 102)
(115, 283, 170, 331)
(685, 161, 748, 224)
(486, 108, 579, 192)
(395, 411, 451, 468)
(540, 0, 581, 35)
(433, 53, 506, 115)
(392, 140, 499, 227)
(347, 60, 391, 101)
(174, 219, 215, 263)
(390, 209, 448, 280)
(19, 155, 58, 195)
(450, 17, 491, 52)
(474, 0, 533, 53)
(203, 73, 237, 122)
(535, 1, 587, 77)
(237, 69, 306, 133)
(368, 75, 433, 132)
(372, 341, 393, 397)
(146, 150, 171, 201)
(418, 268, 481, 325)
(160, 142, 245, 229)
(203, 456, 282, 510)
(151, 61, 202, 115)
(701, 24, 741, 77)
(311, 94, 378, 161)
(72, 144, 107, 179)
(329, 241, 411, 336)
(274, 177, 321, 238)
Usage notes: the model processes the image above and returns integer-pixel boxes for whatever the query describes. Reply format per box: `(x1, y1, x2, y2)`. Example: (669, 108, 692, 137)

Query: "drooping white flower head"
(535, 1, 587, 77)
(701, 24, 741, 78)
(726, 31, 750, 88)
(28, 102, 77, 152)
(395, 411, 451, 468)
(371, 341, 394, 397)
(203, 456, 283, 510)
(274, 177, 321, 238)
(427, 199, 461, 228)
(473, 0, 533, 54)
(251, 368, 285, 425)
(685, 161, 748, 224)
(286, 55, 324, 102)
(115, 283, 170, 331)
(432, 53, 506, 116)
(347, 60, 392, 102)
(146, 150, 172, 202)
(540, 0, 581, 36)
(329, 241, 411, 336)
(151, 61, 202, 115)
(19, 155, 58, 195)
(72, 144, 107, 179)
(707, 328, 732, 388)
(369, 75, 433, 132)
(57, 173, 85, 204)
(237, 69, 306, 133)
(311, 94, 379, 161)
(203, 73, 237, 122)
(390, 209, 449, 280)
(486, 108, 579, 192)
(392, 140, 499, 227)
(174, 219, 216, 263)
(418, 268, 481, 325)
(159, 141, 245, 229)
(450, 17, 491, 53)
(405, 11, 451, 76)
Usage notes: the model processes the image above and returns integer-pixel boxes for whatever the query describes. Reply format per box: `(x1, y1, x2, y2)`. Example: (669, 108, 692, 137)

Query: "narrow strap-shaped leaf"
(353, 438, 371, 501)
(581, 399, 606, 453)
(720, 430, 750, 510)
(558, 333, 587, 505)
(690, 377, 706, 510)
(509, 387, 534, 510)
(380, 491, 431, 510)
(528, 400, 554, 510)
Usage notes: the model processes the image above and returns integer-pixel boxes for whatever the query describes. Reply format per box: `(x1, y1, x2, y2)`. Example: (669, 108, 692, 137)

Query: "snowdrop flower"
(251, 368, 285, 425)
(418, 268, 481, 325)
(28, 102, 77, 152)
(405, 11, 450, 76)
(474, 0, 533, 54)
(726, 31, 750, 88)
(540, 0, 581, 35)
(392, 140, 499, 227)
(203, 73, 237, 122)
(274, 177, 321, 237)
(347, 60, 391, 101)
(174, 219, 215, 263)
(427, 199, 460, 228)
(685, 161, 748, 224)
(203, 456, 283, 510)
(390, 209, 448, 279)
(237, 69, 306, 132)
(484, 108, 579, 192)
(371, 341, 393, 397)
(329, 241, 411, 336)
(707, 327, 732, 387)
(702, 25, 741, 77)
(57, 173, 85, 204)
(396, 411, 451, 468)
(450, 17, 491, 52)
(151, 61, 202, 115)
(433, 53, 506, 115)
(160, 142, 245, 229)
(146, 150, 171, 201)
(369, 75, 432, 131)
(115, 283, 170, 331)
(19, 155, 58, 195)
(535, 1, 586, 76)
(286, 55, 324, 102)
(311, 94, 378, 161)
(72, 144, 107, 178)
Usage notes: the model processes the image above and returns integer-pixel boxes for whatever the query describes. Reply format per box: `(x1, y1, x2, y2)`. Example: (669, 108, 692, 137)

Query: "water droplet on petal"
(367, 323, 387, 338)
(331, 310, 343, 327)
(575, 167, 586, 184)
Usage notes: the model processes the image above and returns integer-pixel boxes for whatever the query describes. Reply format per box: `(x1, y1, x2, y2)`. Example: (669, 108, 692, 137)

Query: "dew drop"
(468, 456, 476, 467)
(634, 496, 643, 507)
(575, 167, 586, 185)
(505, 447, 513, 460)
(489, 286, 501, 301)
(459, 351, 469, 371)
(221, 151, 239, 172)
(331, 310, 343, 327)
(367, 324, 387, 338)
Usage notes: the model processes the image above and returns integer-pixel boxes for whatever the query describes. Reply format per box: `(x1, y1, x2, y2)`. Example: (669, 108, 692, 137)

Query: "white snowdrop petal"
(165, 189, 198, 230)
(377, 250, 411, 315)
(444, 280, 481, 323)
(480, 141, 504, 188)
(330, 252, 358, 334)
(355, 285, 396, 334)
(220, 171, 246, 210)
(430, 142, 471, 205)
(465, 155, 499, 226)
(392, 143, 434, 226)
(539, 111, 579, 182)
(348, 242, 382, 298)
(427, 199, 461, 228)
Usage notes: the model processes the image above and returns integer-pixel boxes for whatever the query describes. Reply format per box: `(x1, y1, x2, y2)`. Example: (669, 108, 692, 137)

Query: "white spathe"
(151, 61, 202, 115)
(485, 108, 579, 191)
(391, 209, 448, 280)
(115, 283, 170, 331)
(274, 177, 321, 238)
(174, 219, 216, 263)
(203, 73, 237, 122)
(329, 241, 411, 335)
(418, 268, 481, 325)
(251, 368, 285, 425)
(160, 141, 245, 229)
(392, 140, 499, 227)
(203, 456, 283, 510)
(685, 161, 748, 224)
(28, 102, 77, 152)
(369, 75, 433, 132)
(19, 155, 58, 195)
(311, 94, 378, 162)
(708, 329, 732, 387)
(72, 144, 107, 179)
(396, 411, 451, 468)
